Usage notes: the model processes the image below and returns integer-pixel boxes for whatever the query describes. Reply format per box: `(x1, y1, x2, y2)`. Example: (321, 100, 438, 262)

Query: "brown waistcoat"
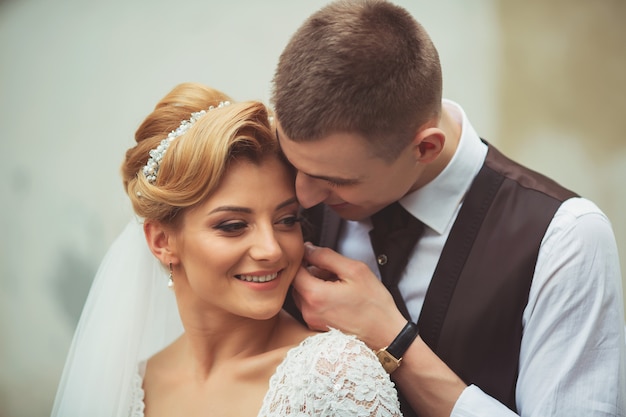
(288, 143, 577, 416)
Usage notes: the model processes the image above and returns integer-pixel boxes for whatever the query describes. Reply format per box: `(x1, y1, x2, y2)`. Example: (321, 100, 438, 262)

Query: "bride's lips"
(234, 270, 285, 291)
(234, 271, 280, 283)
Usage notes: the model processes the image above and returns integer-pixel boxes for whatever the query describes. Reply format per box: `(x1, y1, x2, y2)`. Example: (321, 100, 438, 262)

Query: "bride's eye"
(215, 221, 248, 234)
(276, 215, 302, 228)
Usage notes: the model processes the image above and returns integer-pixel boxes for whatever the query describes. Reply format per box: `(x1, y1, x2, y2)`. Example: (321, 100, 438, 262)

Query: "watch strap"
(386, 321, 419, 359)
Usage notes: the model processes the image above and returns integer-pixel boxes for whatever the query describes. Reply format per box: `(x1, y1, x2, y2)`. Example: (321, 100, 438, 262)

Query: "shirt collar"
(399, 99, 488, 235)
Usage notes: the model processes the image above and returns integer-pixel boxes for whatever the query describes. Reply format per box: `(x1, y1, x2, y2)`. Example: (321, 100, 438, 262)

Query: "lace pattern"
(129, 362, 146, 417)
(258, 329, 401, 416)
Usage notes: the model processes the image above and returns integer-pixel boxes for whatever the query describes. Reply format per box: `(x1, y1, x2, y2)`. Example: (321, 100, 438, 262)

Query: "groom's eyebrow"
(303, 172, 361, 186)
(275, 129, 361, 186)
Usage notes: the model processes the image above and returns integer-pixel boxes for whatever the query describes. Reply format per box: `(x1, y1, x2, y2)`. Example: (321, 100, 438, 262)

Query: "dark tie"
(369, 202, 425, 320)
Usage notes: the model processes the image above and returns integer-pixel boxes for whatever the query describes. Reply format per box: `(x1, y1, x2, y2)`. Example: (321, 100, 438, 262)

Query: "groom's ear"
(144, 220, 180, 265)
(412, 126, 445, 164)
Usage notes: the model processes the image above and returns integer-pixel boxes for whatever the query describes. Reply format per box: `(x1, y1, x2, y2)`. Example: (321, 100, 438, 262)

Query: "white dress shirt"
(337, 100, 626, 416)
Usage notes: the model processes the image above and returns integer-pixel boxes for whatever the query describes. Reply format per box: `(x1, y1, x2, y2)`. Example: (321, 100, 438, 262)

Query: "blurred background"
(1, 0, 624, 415)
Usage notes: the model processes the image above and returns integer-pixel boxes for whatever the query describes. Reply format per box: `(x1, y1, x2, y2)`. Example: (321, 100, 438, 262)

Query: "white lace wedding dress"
(129, 329, 402, 416)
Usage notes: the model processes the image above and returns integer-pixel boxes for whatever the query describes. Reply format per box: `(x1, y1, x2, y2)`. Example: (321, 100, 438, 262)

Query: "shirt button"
(377, 254, 388, 265)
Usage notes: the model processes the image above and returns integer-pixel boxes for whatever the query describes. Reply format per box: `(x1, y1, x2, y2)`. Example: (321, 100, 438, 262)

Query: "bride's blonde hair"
(121, 82, 279, 226)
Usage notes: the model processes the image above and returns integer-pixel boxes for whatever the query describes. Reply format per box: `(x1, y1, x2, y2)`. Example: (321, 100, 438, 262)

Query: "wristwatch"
(375, 321, 419, 373)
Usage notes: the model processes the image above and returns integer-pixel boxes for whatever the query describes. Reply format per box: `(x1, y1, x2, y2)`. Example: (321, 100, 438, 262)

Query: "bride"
(51, 82, 402, 417)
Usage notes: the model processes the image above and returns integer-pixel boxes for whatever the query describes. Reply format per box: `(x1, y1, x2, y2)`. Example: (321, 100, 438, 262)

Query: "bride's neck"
(177, 312, 284, 376)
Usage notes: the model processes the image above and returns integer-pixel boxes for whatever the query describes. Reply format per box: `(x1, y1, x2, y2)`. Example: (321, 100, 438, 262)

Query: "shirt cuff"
(450, 385, 518, 417)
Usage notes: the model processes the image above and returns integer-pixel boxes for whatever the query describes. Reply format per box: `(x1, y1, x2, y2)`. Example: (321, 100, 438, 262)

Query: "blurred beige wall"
(496, 1, 626, 314)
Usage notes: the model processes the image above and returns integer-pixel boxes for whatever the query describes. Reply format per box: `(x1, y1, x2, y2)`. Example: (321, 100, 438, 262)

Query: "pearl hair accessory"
(142, 101, 231, 184)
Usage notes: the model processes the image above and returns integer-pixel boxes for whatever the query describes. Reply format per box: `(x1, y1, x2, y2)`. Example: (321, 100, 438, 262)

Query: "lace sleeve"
(259, 329, 402, 417)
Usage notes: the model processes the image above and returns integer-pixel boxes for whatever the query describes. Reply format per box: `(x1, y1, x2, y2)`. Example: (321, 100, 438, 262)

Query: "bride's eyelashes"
(213, 214, 302, 236)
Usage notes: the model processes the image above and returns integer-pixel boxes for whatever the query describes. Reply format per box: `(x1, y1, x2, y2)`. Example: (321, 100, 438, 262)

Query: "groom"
(273, 1, 626, 416)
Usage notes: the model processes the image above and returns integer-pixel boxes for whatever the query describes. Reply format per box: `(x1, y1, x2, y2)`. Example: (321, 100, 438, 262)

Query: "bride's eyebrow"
(209, 206, 251, 214)
(208, 197, 299, 215)
(276, 197, 298, 210)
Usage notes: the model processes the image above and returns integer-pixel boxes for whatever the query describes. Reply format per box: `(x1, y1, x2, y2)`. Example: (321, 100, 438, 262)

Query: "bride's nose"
(248, 224, 283, 262)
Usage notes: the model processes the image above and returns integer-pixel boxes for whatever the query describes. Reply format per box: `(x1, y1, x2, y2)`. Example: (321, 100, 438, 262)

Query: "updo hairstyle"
(121, 82, 279, 227)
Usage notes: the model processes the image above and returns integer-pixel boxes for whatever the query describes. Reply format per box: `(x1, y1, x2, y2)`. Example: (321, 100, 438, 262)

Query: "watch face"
(376, 349, 401, 373)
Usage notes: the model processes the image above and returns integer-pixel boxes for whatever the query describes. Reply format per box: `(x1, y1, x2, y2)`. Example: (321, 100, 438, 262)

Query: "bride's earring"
(168, 262, 174, 289)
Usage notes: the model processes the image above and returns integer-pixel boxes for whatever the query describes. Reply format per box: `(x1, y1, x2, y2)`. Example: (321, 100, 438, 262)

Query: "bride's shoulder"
(301, 328, 373, 355)
(263, 328, 402, 416)
(142, 336, 185, 392)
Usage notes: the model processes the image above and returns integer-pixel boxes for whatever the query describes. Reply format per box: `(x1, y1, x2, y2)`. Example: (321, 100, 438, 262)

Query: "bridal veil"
(51, 218, 183, 416)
